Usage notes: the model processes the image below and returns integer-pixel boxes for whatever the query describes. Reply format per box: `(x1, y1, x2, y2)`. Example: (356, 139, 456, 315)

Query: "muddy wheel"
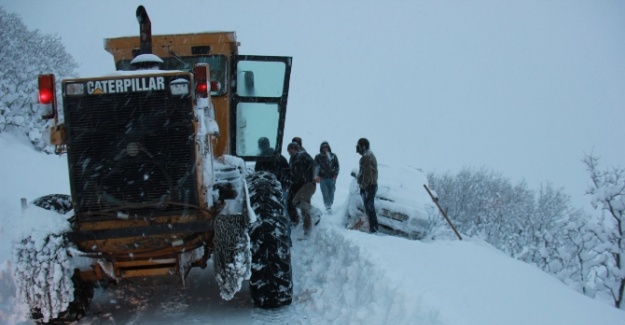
(31, 269, 94, 324)
(31, 194, 73, 214)
(247, 171, 293, 308)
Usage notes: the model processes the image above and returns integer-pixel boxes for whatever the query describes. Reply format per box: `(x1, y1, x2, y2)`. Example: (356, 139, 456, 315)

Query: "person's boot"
(303, 212, 312, 234)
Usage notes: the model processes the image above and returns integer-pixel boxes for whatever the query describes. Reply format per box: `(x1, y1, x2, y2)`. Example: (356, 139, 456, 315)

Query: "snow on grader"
(14, 6, 292, 323)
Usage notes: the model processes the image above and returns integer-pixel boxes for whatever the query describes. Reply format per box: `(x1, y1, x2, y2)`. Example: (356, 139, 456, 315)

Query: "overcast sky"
(2, 0, 624, 210)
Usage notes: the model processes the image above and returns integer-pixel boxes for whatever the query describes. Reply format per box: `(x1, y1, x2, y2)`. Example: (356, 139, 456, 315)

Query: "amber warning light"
(38, 74, 55, 105)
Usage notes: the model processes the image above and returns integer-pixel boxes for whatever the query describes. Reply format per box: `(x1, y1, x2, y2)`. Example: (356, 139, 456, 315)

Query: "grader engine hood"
(62, 72, 200, 220)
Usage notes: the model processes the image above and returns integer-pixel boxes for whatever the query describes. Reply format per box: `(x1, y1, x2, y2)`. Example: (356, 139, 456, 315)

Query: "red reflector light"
(39, 89, 53, 105)
(193, 64, 209, 98)
(196, 82, 208, 93)
(38, 74, 56, 105)
(210, 81, 221, 92)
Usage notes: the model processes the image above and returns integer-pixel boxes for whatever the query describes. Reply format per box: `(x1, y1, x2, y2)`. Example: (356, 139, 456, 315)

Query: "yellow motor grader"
(14, 6, 292, 323)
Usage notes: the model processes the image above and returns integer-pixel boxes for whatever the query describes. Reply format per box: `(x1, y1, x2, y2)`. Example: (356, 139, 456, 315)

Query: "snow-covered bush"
(0, 7, 78, 152)
(584, 154, 625, 310)
(427, 166, 611, 307)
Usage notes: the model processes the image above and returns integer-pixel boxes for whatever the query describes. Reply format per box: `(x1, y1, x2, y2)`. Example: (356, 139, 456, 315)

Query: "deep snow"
(1, 131, 624, 324)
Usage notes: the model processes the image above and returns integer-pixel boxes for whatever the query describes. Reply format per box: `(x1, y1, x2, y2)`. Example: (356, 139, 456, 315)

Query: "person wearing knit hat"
(314, 141, 340, 214)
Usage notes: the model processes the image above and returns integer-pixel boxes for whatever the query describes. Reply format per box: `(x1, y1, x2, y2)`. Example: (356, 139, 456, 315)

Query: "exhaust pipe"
(136, 5, 152, 55)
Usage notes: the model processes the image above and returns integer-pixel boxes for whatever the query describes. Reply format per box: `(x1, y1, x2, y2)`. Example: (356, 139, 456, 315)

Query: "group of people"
(255, 136, 379, 236)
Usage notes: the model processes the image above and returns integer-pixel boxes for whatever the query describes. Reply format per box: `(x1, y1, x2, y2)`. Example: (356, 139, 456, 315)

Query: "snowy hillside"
(1, 131, 624, 325)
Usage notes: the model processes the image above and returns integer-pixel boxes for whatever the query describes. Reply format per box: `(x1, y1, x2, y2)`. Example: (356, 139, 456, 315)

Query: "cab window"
(235, 102, 281, 157)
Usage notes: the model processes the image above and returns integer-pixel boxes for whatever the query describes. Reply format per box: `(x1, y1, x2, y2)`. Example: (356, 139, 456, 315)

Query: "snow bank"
(0, 132, 71, 324)
(290, 214, 625, 325)
(0, 132, 70, 262)
(291, 224, 442, 324)
(0, 260, 28, 325)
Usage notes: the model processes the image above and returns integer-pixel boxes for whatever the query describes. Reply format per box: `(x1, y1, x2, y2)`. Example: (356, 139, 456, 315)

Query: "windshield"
(117, 55, 227, 96)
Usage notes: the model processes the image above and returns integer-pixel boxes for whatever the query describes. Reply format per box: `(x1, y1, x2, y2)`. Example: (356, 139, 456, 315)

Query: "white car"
(345, 164, 437, 239)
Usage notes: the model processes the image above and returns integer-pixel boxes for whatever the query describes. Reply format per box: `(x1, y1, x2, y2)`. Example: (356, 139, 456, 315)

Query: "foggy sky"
(2, 0, 624, 211)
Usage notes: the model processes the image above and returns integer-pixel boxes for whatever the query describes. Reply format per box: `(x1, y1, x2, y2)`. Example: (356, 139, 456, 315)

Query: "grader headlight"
(65, 83, 85, 96)
(170, 78, 189, 96)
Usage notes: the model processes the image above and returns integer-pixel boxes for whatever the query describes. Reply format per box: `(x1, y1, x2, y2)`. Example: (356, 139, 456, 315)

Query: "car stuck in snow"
(345, 163, 437, 239)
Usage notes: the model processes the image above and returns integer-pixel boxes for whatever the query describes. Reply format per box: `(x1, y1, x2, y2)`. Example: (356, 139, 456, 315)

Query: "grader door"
(230, 56, 292, 161)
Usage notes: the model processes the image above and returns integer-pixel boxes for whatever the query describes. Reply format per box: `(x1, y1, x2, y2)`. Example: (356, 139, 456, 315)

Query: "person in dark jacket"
(314, 141, 340, 214)
(356, 138, 378, 233)
(255, 137, 290, 205)
(256, 137, 274, 156)
(290, 137, 307, 162)
(292, 137, 304, 151)
(287, 142, 316, 235)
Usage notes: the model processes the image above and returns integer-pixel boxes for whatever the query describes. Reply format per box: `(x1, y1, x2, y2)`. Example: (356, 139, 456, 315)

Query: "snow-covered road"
(72, 219, 420, 325)
(2, 132, 625, 325)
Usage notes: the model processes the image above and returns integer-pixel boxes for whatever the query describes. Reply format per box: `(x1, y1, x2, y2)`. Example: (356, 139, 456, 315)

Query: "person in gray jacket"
(356, 138, 378, 233)
(314, 141, 340, 214)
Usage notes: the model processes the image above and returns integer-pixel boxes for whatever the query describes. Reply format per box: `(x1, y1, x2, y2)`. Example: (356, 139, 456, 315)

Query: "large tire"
(14, 234, 93, 324)
(31, 194, 73, 215)
(31, 269, 94, 324)
(247, 171, 293, 308)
